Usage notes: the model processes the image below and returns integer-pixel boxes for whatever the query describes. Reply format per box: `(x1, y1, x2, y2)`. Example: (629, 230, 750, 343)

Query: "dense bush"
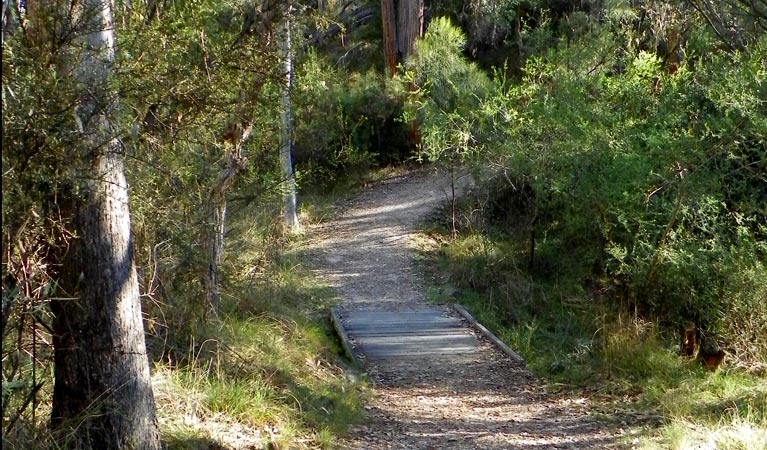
(293, 52, 412, 187)
(480, 36, 766, 359)
(413, 15, 766, 360)
(404, 17, 490, 167)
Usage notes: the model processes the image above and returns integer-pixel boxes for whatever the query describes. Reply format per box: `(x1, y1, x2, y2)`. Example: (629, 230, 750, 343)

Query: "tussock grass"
(149, 180, 376, 449)
(153, 258, 368, 449)
(418, 217, 767, 449)
(652, 415, 767, 450)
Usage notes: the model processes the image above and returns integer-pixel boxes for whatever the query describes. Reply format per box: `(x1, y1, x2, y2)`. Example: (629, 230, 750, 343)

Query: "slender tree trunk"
(206, 126, 251, 316)
(50, 2, 161, 448)
(515, 10, 523, 58)
(205, 192, 226, 316)
(280, 6, 300, 232)
(1, 0, 14, 41)
(489, 0, 498, 44)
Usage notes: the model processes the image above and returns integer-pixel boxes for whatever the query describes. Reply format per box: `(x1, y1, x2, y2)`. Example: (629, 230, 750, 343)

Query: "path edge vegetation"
(407, 9, 766, 450)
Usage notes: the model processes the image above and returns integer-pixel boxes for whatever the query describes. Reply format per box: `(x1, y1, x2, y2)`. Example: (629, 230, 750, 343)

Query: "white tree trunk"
(280, 6, 300, 232)
(1, 0, 13, 41)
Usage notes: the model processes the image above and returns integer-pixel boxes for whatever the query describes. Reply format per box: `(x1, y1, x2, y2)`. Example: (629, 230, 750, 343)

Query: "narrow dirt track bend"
(304, 167, 624, 450)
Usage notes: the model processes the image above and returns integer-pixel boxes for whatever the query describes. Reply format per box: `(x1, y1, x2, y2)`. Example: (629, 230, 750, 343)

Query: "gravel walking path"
(304, 167, 624, 449)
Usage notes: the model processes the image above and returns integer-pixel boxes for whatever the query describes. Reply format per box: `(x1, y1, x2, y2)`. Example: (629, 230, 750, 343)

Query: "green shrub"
(403, 17, 491, 167)
(434, 27, 767, 360)
(293, 52, 411, 187)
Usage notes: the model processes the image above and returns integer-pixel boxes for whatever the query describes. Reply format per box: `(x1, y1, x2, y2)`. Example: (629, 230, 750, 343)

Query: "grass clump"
(153, 262, 368, 449)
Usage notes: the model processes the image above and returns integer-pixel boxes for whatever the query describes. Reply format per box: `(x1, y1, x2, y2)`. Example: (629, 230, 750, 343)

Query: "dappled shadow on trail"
(344, 346, 627, 450)
(303, 168, 625, 450)
(303, 169, 466, 309)
(346, 408, 620, 450)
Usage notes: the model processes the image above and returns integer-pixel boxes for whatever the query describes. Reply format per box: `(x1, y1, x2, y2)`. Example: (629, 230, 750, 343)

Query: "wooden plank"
(454, 304, 525, 364)
(351, 329, 470, 337)
(343, 312, 459, 323)
(330, 307, 361, 366)
(355, 334, 474, 343)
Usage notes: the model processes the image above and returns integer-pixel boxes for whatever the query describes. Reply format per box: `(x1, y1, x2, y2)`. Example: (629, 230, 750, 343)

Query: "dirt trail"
(304, 167, 624, 449)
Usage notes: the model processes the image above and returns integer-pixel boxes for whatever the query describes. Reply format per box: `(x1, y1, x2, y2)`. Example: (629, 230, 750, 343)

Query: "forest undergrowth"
(154, 242, 368, 450)
(2, 199, 371, 450)
(417, 198, 767, 450)
(407, 10, 766, 448)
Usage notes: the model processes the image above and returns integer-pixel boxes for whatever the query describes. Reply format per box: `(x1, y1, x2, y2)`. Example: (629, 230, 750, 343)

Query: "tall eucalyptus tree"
(280, 2, 300, 232)
(16, 0, 163, 448)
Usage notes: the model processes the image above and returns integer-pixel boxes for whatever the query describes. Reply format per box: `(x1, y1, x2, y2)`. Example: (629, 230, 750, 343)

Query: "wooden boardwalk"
(331, 305, 524, 367)
(332, 308, 479, 361)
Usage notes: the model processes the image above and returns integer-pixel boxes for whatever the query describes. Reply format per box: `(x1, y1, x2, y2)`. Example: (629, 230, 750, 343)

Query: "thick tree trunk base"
(53, 150, 160, 450)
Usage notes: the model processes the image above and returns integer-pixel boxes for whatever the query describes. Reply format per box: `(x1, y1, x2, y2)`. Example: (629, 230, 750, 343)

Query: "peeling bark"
(396, 0, 424, 63)
(381, 0, 398, 75)
(205, 124, 251, 316)
(381, 0, 423, 76)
